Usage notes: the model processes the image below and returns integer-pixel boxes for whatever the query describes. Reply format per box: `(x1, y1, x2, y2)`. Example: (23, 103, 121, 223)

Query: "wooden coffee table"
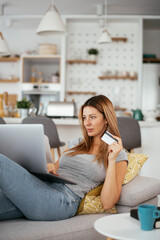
(94, 213, 160, 240)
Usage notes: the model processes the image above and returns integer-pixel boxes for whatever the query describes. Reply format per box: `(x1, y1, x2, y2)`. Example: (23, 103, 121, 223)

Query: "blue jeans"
(0, 154, 81, 221)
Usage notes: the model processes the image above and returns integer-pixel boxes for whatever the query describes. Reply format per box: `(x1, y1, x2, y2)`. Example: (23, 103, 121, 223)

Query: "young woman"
(0, 95, 128, 221)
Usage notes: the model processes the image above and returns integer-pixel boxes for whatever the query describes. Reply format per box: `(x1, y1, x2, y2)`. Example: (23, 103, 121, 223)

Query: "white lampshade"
(98, 29, 112, 44)
(0, 32, 10, 55)
(36, 4, 66, 35)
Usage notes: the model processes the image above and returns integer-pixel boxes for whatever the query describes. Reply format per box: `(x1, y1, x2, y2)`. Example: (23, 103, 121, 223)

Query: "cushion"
(77, 153, 148, 215)
(118, 175, 160, 206)
(123, 153, 148, 184)
(76, 184, 116, 215)
(78, 196, 117, 215)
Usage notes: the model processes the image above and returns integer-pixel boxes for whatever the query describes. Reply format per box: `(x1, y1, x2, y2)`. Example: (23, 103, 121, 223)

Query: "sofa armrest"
(118, 175, 160, 207)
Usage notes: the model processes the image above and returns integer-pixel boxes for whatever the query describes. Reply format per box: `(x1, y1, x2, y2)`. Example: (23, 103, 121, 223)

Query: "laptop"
(0, 124, 76, 184)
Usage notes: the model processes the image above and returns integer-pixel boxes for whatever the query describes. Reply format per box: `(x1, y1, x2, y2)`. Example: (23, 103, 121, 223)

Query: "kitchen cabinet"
(22, 55, 61, 83)
(22, 55, 62, 97)
(21, 55, 64, 112)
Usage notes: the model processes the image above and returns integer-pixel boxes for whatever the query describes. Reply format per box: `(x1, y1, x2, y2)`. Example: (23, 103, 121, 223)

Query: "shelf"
(22, 55, 60, 65)
(111, 37, 128, 42)
(98, 76, 137, 80)
(0, 78, 20, 83)
(67, 91, 96, 95)
(0, 57, 20, 62)
(22, 82, 60, 84)
(22, 91, 59, 95)
(22, 54, 61, 59)
(67, 60, 97, 64)
(143, 58, 160, 63)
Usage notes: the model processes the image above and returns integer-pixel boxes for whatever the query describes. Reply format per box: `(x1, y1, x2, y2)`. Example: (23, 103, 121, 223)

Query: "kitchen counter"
(3, 117, 160, 127)
(3, 117, 80, 125)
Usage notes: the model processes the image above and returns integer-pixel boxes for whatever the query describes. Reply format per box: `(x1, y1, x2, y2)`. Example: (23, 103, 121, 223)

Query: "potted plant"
(87, 48, 99, 61)
(16, 97, 32, 118)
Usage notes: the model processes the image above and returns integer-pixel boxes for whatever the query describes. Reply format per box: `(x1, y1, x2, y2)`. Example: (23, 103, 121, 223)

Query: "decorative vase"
(88, 54, 97, 61)
(20, 108, 28, 118)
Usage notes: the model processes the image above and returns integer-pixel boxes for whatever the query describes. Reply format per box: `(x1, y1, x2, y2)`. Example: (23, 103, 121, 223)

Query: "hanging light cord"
(104, 0, 107, 29)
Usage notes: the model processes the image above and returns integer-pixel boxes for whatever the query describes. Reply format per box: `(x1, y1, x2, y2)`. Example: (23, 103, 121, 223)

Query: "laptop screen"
(0, 124, 48, 174)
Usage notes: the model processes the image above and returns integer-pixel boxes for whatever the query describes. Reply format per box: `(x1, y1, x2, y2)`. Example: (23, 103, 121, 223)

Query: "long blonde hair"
(66, 95, 120, 168)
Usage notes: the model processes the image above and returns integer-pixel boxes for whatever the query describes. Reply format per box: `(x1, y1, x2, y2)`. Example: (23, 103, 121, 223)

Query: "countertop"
(3, 117, 160, 127)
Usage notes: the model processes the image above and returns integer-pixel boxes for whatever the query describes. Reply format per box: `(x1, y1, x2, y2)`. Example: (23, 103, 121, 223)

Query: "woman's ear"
(104, 118, 108, 125)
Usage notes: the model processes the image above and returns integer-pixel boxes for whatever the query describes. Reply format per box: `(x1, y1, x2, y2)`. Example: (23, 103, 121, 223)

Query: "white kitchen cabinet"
(21, 55, 65, 111)
(22, 55, 61, 94)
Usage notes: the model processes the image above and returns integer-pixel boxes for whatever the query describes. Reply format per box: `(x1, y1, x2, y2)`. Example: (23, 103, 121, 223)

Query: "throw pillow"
(76, 184, 117, 215)
(77, 152, 148, 215)
(123, 153, 148, 184)
(78, 196, 117, 215)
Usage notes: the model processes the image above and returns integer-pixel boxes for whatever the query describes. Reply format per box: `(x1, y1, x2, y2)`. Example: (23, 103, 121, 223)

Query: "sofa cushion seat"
(0, 214, 107, 240)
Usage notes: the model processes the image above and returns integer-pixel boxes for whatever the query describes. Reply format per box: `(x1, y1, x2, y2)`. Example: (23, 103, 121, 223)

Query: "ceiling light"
(36, 2, 66, 36)
(0, 32, 10, 55)
(98, 29, 112, 43)
(98, 0, 112, 44)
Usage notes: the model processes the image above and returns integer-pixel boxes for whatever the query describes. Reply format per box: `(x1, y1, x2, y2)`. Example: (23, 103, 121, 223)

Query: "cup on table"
(138, 204, 160, 231)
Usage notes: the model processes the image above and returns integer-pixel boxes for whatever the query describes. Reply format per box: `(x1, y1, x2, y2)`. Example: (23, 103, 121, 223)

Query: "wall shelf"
(67, 60, 97, 64)
(67, 91, 96, 95)
(0, 57, 20, 62)
(143, 58, 160, 63)
(111, 37, 128, 42)
(0, 78, 19, 83)
(98, 75, 137, 80)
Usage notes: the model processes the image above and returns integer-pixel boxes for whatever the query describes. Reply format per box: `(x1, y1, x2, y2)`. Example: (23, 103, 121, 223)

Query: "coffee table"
(94, 213, 160, 240)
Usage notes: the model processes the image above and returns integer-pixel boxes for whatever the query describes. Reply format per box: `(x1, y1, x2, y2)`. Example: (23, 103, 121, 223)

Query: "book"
(130, 207, 160, 229)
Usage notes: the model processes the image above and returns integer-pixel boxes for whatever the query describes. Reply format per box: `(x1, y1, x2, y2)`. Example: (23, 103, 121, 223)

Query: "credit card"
(101, 131, 118, 145)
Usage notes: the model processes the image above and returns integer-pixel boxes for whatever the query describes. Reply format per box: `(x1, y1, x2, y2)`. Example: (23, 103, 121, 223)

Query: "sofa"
(0, 175, 160, 240)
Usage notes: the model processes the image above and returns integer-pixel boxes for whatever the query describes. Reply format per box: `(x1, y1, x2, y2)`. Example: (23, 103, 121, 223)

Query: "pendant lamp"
(98, 0, 112, 44)
(0, 32, 10, 55)
(36, 3, 66, 35)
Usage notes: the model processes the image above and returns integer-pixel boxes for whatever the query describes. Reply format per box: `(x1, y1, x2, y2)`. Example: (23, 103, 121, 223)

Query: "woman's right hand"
(47, 163, 57, 174)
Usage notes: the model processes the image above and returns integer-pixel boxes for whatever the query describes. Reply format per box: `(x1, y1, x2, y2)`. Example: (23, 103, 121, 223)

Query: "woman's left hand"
(108, 136, 123, 164)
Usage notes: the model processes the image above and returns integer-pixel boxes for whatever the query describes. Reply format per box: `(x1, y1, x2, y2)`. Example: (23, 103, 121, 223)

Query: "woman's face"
(82, 106, 107, 138)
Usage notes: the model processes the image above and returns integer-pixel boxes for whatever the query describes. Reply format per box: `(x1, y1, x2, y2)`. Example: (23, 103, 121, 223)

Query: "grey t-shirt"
(57, 138, 128, 198)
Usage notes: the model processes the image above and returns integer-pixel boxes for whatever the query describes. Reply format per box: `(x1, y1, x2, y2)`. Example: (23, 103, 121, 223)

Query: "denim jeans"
(0, 154, 81, 221)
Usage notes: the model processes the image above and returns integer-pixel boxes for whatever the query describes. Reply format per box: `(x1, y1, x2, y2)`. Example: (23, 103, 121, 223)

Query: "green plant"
(88, 48, 99, 55)
(16, 97, 32, 109)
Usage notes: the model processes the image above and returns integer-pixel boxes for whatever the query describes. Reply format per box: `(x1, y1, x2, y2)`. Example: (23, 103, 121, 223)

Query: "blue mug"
(138, 204, 160, 231)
